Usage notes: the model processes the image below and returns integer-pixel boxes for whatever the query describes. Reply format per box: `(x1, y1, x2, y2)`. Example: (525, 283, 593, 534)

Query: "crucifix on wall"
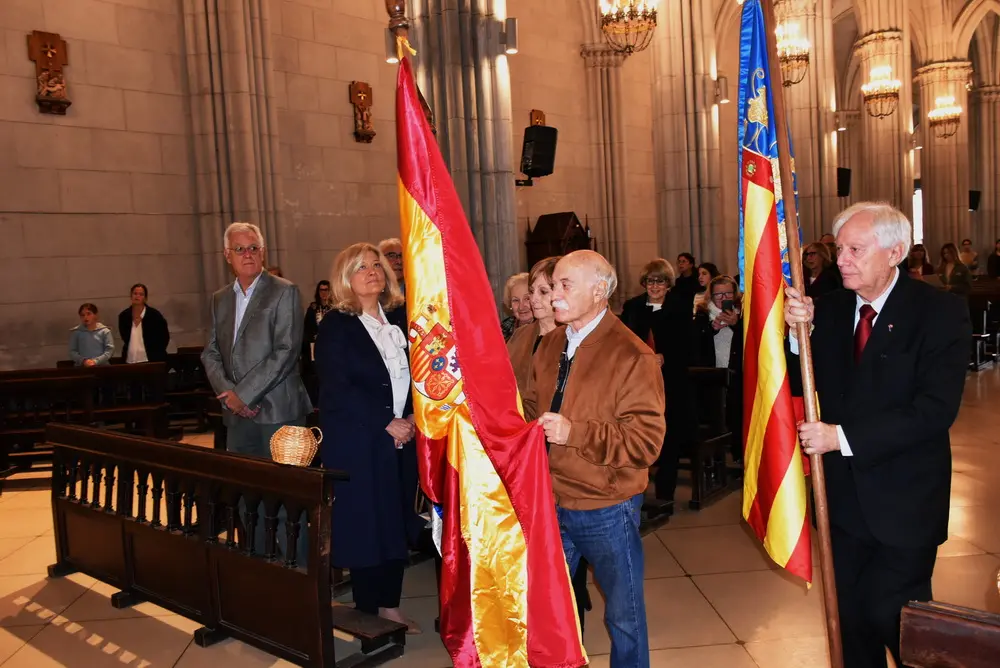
(27, 30, 71, 115)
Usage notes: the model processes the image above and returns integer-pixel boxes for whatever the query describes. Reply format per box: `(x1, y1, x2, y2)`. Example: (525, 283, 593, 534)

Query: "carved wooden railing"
(46, 424, 349, 667)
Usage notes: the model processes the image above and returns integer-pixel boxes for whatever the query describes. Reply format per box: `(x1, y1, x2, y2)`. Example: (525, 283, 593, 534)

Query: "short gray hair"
(593, 257, 618, 300)
(224, 222, 265, 250)
(378, 237, 402, 252)
(831, 202, 911, 257)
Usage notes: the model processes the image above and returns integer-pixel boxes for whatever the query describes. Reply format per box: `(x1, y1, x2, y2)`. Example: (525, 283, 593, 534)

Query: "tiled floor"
(1, 370, 999, 667)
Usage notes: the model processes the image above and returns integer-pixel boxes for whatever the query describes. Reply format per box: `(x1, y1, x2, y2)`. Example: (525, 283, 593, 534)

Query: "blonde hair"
(639, 258, 676, 289)
(804, 242, 832, 269)
(330, 242, 404, 315)
(502, 272, 529, 313)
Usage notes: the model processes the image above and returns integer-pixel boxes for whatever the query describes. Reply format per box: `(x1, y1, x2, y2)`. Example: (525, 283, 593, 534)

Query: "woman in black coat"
(803, 242, 842, 302)
(118, 283, 170, 362)
(694, 276, 744, 462)
(314, 242, 421, 632)
(620, 258, 696, 515)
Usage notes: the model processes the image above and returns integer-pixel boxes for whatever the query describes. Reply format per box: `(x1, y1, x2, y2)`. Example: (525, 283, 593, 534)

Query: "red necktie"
(854, 304, 877, 363)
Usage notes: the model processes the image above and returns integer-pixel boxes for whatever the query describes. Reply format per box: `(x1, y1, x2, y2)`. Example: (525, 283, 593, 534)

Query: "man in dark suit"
(785, 202, 971, 668)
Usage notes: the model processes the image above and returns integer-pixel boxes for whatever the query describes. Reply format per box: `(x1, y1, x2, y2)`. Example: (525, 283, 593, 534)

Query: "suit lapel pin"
(887, 324, 893, 332)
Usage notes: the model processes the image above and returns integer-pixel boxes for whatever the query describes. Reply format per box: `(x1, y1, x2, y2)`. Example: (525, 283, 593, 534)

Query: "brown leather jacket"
(506, 320, 540, 394)
(522, 312, 666, 510)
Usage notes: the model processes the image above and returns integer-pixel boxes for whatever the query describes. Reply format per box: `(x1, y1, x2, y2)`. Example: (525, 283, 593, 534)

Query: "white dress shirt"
(126, 307, 148, 363)
(360, 305, 411, 419)
(791, 268, 900, 457)
(565, 308, 607, 360)
(233, 272, 264, 344)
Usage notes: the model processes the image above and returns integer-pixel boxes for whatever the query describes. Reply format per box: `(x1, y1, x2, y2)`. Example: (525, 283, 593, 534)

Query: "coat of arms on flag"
(408, 306, 465, 406)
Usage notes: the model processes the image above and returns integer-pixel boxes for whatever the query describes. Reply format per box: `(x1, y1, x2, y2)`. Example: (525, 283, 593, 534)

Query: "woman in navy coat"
(315, 242, 421, 633)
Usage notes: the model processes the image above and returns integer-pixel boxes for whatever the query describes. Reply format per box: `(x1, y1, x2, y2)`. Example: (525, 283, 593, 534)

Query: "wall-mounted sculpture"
(27, 31, 71, 115)
(350, 81, 375, 143)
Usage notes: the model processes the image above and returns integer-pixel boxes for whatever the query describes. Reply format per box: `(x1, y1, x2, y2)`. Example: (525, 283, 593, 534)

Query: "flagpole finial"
(385, 1, 408, 32)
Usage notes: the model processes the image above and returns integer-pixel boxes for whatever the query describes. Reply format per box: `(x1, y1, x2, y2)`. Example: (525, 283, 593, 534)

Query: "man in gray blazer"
(202, 222, 312, 454)
(202, 222, 313, 557)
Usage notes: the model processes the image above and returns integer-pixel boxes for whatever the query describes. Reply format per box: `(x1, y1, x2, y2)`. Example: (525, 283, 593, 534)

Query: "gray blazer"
(202, 271, 313, 426)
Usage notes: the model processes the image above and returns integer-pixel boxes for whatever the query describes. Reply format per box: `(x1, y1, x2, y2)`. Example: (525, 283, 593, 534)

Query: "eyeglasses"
(713, 291, 735, 299)
(228, 245, 262, 256)
(645, 277, 667, 285)
(384, 252, 402, 261)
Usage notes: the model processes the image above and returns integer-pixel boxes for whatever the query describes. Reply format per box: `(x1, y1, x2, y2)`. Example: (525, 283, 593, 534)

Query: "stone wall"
(508, 0, 657, 298)
(270, 0, 400, 298)
(0, 0, 200, 368)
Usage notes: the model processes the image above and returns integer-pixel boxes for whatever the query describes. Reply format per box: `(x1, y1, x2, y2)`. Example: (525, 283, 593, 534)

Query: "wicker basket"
(269, 425, 322, 466)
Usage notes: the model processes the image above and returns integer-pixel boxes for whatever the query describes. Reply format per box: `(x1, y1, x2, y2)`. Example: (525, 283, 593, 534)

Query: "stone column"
(580, 43, 632, 302)
(914, 61, 973, 250)
(183, 0, 283, 289)
(409, 0, 518, 298)
(975, 86, 1000, 247)
(781, 0, 839, 240)
(651, 0, 722, 265)
(854, 29, 913, 219)
(834, 110, 862, 208)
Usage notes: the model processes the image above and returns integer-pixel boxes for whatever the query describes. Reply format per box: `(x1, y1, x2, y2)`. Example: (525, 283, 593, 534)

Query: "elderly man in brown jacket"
(523, 250, 665, 668)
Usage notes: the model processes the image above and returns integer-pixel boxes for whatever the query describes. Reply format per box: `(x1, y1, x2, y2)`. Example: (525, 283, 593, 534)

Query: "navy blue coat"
(315, 307, 420, 569)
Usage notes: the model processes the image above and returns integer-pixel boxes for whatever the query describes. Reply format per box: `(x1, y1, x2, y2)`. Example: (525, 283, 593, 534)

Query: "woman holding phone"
(695, 276, 744, 463)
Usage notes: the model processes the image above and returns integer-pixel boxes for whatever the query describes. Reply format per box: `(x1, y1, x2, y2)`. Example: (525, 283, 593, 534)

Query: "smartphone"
(722, 299, 735, 313)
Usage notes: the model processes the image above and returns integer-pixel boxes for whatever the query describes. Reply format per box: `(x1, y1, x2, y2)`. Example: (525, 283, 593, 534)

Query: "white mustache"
(552, 300, 569, 310)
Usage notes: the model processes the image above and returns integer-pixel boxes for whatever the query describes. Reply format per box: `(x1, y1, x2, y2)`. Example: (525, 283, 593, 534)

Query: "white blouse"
(359, 305, 411, 419)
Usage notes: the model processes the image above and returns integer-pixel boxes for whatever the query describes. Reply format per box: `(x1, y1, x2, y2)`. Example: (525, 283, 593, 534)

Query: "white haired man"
(378, 237, 405, 296)
(785, 202, 970, 668)
(522, 250, 665, 668)
(202, 223, 313, 553)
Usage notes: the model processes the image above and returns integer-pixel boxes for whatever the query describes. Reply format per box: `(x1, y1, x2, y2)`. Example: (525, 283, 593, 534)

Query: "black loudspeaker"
(970, 190, 981, 212)
(836, 167, 851, 198)
(520, 125, 558, 178)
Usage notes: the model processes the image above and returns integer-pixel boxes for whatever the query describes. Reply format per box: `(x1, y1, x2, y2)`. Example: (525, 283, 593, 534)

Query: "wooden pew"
(164, 352, 213, 430)
(900, 600, 1000, 668)
(1, 363, 170, 439)
(679, 367, 737, 510)
(45, 424, 407, 667)
(0, 377, 94, 492)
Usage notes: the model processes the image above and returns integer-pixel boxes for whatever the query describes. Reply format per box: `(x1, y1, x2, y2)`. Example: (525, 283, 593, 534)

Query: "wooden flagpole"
(758, 1, 844, 667)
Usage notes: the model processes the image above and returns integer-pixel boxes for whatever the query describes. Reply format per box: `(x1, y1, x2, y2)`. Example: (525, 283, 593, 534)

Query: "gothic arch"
(909, 6, 928, 64)
(954, 0, 1000, 56)
(715, 0, 742, 46)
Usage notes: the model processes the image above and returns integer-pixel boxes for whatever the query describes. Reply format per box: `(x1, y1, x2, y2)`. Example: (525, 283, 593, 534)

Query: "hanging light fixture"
(599, 0, 658, 56)
(927, 95, 962, 139)
(776, 20, 810, 87)
(861, 64, 901, 118)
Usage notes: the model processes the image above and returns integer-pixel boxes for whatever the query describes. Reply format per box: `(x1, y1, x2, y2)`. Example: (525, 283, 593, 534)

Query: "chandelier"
(861, 64, 901, 118)
(776, 21, 810, 87)
(927, 95, 962, 139)
(599, 1, 658, 56)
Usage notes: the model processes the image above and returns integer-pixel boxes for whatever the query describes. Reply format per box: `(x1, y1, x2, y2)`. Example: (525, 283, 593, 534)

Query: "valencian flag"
(393, 54, 587, 667)
(736, 0, 812, 583)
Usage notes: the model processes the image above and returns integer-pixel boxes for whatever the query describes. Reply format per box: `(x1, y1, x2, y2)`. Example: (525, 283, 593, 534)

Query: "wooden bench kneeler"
(44, 424, 404, 667)
(900, 600, 1000, 668)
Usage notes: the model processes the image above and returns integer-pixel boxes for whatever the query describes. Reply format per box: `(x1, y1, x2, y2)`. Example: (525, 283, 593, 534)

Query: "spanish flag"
(736, 0, 812, 583)
(394, 55, 588, 667)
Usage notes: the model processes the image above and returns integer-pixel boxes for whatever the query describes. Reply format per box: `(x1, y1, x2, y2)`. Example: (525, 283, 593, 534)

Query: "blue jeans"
(557, 494, 648, 668)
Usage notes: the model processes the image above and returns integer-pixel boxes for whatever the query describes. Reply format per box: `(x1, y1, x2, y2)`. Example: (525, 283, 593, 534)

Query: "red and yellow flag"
(394, 55, 587, 667)
(736, 0, 812, 583)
